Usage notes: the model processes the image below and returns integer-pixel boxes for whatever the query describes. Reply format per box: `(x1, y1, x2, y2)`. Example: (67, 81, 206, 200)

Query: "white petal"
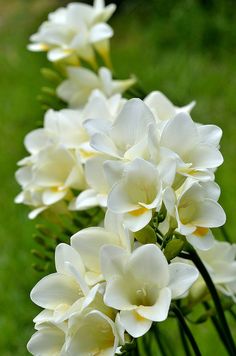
(108, 181, 139, 213)
(27, 327, 64, 355)
(119, 310, 152, 338)
(100, 245, 129, 281)
(69, 189, 99, 210)
(104, 276, 136, 310)
(127, 244, 169, 287)
(89, 23, 113, 43)
(24, 129, 49, 154)
(144, 91, 176, 121)
(48, 48, 71, 61)
(198, 124, 222, 147)
(110, 98, 155, 151)
(42, 188, 67, 205)
(28, 207, 47, 219)
(55, 243, 85, 276)
(193, 199, 226, 227)
(189, 144, 223, 169)
(90, 132, 120, 157)
(71, 227, 119, 273)
(168, 262, 199, 298)
(30, 273, 82, 309)
(137, 287, 171, 321)
(85, 156, 109, 192)
(123, 210, 153, 232)
(160, 113, 199, 156)
(187, 229, 215, 251)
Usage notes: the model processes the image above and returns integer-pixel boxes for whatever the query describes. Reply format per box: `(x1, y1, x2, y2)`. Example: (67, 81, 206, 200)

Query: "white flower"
(15, 90, 127, 217)
(27, 313, 67, 356)
(24, 89, 125, 159)
(29, 264, 122, 355)
(57, 67, 135, 108)
(85, 98, 155, 160)
(71, 210, 133, 285)
(101, 244, 199, 337)
(69, 155, 111, 210)
(28, 0, 116, 65)
(159, 112, 223, 181)
(67, 310, 120, 355)
(30, 243, 89, 321)
(15, 145, 86, 218)
(24, 109, 88, 154)
(107, 158, 162, 232)
(196, 241, 236, 301)
(144, 91, 195, 122)
(164, 180, 226, 250)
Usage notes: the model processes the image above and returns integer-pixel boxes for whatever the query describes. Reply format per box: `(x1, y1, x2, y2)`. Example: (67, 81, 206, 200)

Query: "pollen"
(194, 227, 209, 237)
(129, 207, 148, 216)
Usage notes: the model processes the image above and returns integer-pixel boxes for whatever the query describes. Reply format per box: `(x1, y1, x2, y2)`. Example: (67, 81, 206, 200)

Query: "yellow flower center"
(194, 227, 209, 237)
(129, 207, 148, 216)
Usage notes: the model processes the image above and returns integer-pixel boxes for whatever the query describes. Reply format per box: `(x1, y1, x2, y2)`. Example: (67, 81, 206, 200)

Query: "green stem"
(153, 325, 169, 356)
(229, 309, 236, 321)
(180, 248, 236, 355)
(203, 301, 232, 355)
(172, 305, 202, 356)
(137, 336, 148, 356)
(178, 319, 192, 356)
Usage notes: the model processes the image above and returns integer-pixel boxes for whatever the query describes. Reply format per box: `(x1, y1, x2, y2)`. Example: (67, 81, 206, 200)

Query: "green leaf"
(134, 225, 157, 244)
(164, 239, 185, 261)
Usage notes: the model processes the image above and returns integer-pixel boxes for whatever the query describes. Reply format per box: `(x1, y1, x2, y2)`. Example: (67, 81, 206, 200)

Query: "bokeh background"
(0, 0, 235, 354)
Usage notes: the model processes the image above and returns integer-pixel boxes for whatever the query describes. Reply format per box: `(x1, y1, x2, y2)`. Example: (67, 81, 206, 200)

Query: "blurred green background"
(0, 0, 235, 354)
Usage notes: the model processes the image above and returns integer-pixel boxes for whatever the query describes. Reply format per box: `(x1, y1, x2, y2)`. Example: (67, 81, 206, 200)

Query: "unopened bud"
(134, 225, 157, 244)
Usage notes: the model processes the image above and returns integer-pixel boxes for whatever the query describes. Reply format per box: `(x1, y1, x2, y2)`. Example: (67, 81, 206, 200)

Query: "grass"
(0, 0, 235, 354)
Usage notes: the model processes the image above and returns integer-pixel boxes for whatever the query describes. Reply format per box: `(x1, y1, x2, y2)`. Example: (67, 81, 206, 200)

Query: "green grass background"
(0, 0, 235, 354)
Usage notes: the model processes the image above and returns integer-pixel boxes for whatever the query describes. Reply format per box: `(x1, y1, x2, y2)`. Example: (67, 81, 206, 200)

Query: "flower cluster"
(28, 0, 116, 66)
(16, 89, 225, 250)
(15, 1, 236, 355)
(27, 211, 199, 354)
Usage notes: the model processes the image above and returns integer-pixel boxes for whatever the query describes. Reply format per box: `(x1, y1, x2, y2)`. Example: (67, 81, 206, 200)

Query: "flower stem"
(203, 301, 232, 355)
(172, 305, 201, 356)
(153, 325, 169, 356)
(178, 319, 192, 356)
(180, 247, 236, 355)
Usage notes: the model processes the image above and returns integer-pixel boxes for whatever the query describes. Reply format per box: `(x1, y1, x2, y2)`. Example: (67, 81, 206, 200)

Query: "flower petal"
(30, 273, 82, 309)
(168, 262, 199, 298)
(119, 310, 152, 338)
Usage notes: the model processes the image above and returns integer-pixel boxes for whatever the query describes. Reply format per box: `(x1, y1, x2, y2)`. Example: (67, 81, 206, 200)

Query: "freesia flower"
(30, 243, 89, 321)
(29, 252, 123, 355)
(101, 244, 199, 337)
(27, 315, 67, 356)
(159, 112, 223, 182)
(57, 66, 135, 107)
(15, 145, 86, 218)
(195, 241, 236, 301)
(85, 98, 155, 160)
(107, 158, 163, 232)
(69, 155, 111, 210)
(163, 180, 226, 250)
(144, 90, 195, 122)
(67, 310, 121, 355)
(71, 210, 133, 285)
(28, 0, 116, 65)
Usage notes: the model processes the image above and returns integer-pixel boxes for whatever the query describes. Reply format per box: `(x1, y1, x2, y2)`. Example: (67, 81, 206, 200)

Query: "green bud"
(31, 249, 52, 262)
(41, 68, 62, 84)
(134, 225, 157, 244)
(41, 86, 56, 96)
(157, 204, 167, 223)
(164, 239, 185, 262)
